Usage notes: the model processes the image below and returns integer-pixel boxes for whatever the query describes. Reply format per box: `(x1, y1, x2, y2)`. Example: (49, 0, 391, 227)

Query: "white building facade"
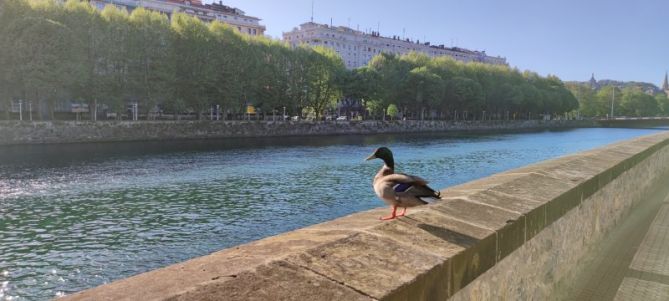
(283, 22, 507, 69)
(89, 0, 265, 36)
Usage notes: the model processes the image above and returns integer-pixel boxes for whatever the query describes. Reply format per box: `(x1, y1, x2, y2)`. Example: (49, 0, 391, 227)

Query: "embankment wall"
(61, 131, 669, 301)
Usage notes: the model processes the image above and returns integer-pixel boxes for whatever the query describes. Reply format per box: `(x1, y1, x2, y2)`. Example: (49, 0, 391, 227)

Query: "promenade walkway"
(559, 183, 669, 300)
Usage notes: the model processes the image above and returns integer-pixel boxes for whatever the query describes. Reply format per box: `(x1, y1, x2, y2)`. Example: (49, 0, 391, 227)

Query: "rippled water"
(0, 128, 663, 300)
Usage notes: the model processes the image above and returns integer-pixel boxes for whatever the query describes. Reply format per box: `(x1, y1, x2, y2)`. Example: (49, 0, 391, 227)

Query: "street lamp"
(610, 88, 615, 119)
(18, 100, 22, 121)
(283, 106, 286, 121)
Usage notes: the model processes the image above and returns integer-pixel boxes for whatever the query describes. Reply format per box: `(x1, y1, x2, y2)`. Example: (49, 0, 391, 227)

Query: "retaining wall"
(61, 131, 669, 301)
(0, 120, 594, 145)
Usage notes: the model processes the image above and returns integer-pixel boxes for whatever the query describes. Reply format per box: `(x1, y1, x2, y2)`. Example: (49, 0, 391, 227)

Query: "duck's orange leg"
(380, 205, 398, 220)
(397, 207, 407, 217)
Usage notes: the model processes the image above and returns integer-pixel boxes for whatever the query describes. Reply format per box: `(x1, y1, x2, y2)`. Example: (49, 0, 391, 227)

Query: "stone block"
(168, 260, 373, 301)
(286, 232, 443, 299)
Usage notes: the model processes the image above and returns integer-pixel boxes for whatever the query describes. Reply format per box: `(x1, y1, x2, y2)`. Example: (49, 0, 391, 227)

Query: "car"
(336, 116, 348, 121)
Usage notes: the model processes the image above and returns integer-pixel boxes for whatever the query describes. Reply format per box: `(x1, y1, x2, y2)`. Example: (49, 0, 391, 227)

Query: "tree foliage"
(0, 0, 584, 121)
(566, 83, 667, 117)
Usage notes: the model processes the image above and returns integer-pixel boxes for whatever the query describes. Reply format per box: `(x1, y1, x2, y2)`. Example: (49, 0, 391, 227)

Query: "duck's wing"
(381, 173, 429, 186)
(382, 173, 441, 198)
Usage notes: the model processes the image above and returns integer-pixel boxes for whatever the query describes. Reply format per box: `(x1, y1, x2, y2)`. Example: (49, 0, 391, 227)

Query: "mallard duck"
(365, 147, 441, 220)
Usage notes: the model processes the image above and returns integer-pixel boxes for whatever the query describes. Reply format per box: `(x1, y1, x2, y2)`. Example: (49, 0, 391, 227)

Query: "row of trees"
(346, 53, 578, 120)
(566, 83, 669, 117)
(0, 0, 579, 121)
(0, 0, 345, 120)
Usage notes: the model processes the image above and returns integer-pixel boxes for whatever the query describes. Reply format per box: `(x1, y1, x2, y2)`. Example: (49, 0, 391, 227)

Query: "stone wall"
(60, 131, 669, 301)
(0, 119, 593, 145)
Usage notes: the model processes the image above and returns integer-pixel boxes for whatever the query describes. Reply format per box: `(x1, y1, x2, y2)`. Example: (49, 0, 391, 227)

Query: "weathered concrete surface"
(0, 119, 594, 146)
(60, 131, 669, 301)
(555, 186, 669, 300)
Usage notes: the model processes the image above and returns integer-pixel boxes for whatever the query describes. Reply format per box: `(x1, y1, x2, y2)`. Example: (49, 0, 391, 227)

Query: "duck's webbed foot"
(397, 207, 407, 217)
(380, 205, 398, 220)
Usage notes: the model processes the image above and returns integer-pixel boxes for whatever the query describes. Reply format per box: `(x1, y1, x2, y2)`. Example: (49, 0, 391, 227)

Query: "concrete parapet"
(61, 131, 669, 300)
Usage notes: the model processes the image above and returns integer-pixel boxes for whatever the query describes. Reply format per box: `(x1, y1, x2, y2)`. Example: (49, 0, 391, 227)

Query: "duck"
(365, 147, 441, 220)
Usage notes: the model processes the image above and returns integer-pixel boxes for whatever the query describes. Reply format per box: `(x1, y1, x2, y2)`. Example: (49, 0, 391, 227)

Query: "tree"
(386, 104, 399, 120)
(128, 8, 175, 119)
(60, 0, 106, 121)
(171, 13, 216, 120)
(655, 93, 669, 116)
(595, 86, 622, 117)
(99, 5, 133, 117)
(402, 67, 443, 120)
(3, 9, 85, 120)
(565, 83, 597, 116)
(446, 76, 484, 117)
(620, 87, 658, 117)
(302, 46, 345, 120)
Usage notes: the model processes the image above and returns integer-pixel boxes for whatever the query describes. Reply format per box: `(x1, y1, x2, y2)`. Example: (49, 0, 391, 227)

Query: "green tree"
(655, 93, 669, 115)
(386, 104, 399, 120)
(3, 8, 85, 119)
(128, 8, 175, 119)
(303, 46, 345, 120)
(171, 13, 216, 120)
(99, 5, 133, 117)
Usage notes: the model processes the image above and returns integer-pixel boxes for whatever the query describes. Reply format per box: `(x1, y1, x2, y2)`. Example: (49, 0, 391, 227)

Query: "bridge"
(61, 131, 669, 300)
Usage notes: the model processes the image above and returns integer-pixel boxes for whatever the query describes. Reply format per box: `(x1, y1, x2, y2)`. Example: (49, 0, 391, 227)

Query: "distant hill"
(565, 79, 662, 95)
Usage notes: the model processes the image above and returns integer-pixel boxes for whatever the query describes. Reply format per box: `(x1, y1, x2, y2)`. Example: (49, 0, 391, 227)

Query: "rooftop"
(291, 22, 496, 57)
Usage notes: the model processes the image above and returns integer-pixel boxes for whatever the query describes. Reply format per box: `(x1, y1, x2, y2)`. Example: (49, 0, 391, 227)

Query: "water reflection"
(0, 128, 663, 300)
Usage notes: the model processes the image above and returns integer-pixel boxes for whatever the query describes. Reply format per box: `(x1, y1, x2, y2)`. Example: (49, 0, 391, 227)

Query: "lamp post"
(610, 88, 615, 119)
(283, 106, 286, 121)
(29, 101, 32, 121)
(18, 100, 22, 121)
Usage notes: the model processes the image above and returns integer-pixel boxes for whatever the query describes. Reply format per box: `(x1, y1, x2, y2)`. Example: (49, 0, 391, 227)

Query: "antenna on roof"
(310, 0, 314, 22)
(330, 17, 333, 27)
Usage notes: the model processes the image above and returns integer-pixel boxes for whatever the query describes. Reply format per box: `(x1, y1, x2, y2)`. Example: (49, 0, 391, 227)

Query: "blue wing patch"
(393, 183, 412, 193)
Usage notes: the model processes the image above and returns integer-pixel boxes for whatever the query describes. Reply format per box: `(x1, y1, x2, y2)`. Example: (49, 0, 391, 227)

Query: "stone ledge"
(61, 131, 669, 301)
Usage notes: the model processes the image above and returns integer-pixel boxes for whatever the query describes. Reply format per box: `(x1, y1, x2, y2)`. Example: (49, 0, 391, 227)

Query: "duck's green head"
(365, 147, 394, 169)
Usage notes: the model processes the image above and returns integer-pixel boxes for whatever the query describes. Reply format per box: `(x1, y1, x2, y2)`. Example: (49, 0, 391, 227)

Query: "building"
(283, 22, 507, 69)
(89, 0, 265, 36)
(589, 73, 600, 90)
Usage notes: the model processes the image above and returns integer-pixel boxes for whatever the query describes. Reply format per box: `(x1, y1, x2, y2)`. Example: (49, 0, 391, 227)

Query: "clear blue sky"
(215, 0, 668, 86)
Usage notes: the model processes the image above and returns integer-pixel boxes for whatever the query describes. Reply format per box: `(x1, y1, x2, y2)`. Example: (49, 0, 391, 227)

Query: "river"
(0, 127, 663, 300)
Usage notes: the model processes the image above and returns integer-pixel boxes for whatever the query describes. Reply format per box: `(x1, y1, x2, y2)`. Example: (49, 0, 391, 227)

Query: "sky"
(214, 0, 669, 86)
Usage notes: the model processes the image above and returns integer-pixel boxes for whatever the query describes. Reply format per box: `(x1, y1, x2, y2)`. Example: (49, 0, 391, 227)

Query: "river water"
(0, 127, 663, 300)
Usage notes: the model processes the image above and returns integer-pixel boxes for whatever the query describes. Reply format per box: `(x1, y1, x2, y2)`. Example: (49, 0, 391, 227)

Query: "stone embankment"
(0, 119, 594, 145)
(61, 130, 669, 300)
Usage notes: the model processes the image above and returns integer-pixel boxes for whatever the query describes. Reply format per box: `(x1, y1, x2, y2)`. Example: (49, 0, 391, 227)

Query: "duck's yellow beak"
(365, 154, 376, 161)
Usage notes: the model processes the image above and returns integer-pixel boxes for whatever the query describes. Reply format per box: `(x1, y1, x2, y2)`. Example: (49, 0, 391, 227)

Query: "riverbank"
(0, 119, 596, 146)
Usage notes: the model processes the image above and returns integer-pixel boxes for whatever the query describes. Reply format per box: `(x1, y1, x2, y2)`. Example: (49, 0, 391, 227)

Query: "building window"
(253, 29, 257, 35)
